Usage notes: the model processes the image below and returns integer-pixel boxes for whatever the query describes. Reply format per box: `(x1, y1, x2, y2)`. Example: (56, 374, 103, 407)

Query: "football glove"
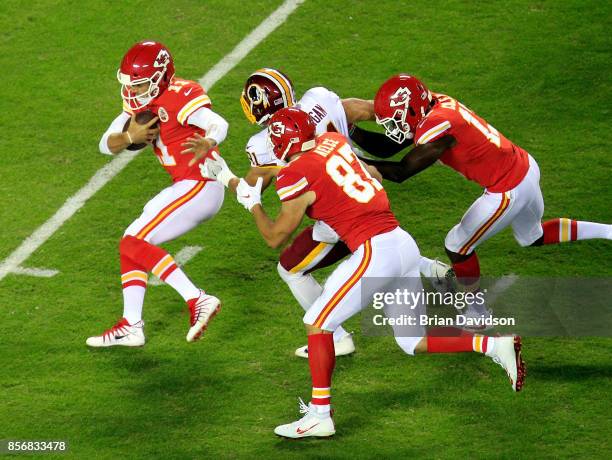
(236, 177, 263, 212)
(199, 151, 237, 187)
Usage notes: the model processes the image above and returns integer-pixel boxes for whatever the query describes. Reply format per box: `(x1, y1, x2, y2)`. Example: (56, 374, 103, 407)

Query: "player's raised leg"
(508, 156, 612, 247)
(87, 180, 224, 346)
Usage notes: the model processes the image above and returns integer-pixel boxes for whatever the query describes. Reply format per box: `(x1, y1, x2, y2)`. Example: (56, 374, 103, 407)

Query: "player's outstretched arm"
(241, 167, 279, 193)
(342, 98, 375, 124)
(363, 135, 455, 183)
(251, 193, 313, 249)
(235, 178, 313, 249)
(349, 124, 412, 158)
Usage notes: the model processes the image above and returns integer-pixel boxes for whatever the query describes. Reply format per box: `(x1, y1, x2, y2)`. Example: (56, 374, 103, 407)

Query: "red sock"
(427, 333, 490, 354)
(542, 218, 577, 244)
(120, 254, 148, 289)
(119, 236, 178, 281)
(308, 333, 335, 406)
(452, 252, 481, 290)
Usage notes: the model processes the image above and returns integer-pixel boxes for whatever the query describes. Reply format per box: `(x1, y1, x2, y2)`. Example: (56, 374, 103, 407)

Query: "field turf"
(0, 0, 610, 458)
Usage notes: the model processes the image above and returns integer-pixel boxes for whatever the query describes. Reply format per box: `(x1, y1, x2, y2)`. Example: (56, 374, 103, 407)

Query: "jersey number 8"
(326, 143, 382, 203)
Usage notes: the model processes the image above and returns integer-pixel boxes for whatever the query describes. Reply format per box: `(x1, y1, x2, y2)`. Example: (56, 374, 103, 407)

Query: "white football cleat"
(186, 290, 221, 342)
(274, 398, 335, 439)
(429, 259, 455, 293)
(486, 335, 525, 392)
(295, 333, 355, 359)
(86, 318, 145, 347)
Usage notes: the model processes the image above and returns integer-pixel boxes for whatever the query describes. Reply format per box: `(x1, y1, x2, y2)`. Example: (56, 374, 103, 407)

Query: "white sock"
(484, 337, 496, 356)
(277, 263, 349, 343)
(163, 268, 200, 301)
(123, 285, 146, 324)
(311, 403, 331, 415)
(577, 221, 612, 240)
(419, 256, 434, 276)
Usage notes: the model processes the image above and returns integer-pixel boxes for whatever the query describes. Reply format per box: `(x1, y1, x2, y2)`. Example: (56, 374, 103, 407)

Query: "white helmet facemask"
(117, 69, 164, 111)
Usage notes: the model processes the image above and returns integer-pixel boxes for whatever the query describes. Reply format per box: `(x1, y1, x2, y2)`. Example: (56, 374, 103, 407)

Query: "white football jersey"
(245, 86, 350, 167)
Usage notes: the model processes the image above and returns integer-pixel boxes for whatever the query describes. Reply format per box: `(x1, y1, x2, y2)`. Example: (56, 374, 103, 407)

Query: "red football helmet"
(240, 68, 296, 126)
(117, 40, 175, 111)
(374, 74, 434, 143)
(267, 107, 316, 162)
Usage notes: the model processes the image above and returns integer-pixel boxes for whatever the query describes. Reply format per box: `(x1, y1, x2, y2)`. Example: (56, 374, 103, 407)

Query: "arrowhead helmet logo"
(390, 87, 412, 108)
(269, 121, 286, 138)
(154, 49, 170, 68)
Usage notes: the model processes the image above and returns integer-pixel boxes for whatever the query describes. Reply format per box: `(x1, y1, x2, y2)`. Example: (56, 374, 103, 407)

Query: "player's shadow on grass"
(528, 364, 612, 381)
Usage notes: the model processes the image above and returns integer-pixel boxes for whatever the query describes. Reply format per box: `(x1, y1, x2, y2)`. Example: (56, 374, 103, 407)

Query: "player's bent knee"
(119, 235, 144, 257)
(277, 262, 303, 282)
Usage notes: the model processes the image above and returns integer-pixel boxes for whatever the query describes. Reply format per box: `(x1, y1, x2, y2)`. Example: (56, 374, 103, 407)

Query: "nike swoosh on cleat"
(114, 335, 127, 340)
(296, 423, 319, 435)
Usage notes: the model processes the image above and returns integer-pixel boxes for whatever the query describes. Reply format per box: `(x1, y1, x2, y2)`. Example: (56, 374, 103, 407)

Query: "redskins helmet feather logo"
(389, 87, 412, 107)
(269, 121, 286, 138)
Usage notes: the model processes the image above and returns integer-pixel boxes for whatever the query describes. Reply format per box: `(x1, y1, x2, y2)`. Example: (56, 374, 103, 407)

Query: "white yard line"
(11, 267, 60, 278)
(0, 0, 304, 283)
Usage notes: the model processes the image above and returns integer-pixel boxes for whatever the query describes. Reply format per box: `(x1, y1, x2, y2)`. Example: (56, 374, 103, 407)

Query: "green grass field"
(1, 0, 611, 458)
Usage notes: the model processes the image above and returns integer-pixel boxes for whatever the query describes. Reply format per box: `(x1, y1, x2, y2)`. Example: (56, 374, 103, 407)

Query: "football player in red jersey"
(231, 107, 524, 438)
(366, 74, 612, 321)
(199, 69, 453, 358)
(87, 40, 228, 347)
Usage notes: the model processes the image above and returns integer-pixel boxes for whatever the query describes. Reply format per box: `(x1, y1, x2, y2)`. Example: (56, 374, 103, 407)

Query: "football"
(122, 110, 159, 150)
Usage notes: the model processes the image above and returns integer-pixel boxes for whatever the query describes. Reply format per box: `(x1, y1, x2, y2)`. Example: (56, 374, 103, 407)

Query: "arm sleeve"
(349, 124, 412, 158)
(187, 106, 229, 146)
(99, 112, 131, 155)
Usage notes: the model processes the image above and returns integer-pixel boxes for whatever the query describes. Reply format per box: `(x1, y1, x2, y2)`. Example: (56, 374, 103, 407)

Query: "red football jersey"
(126, 77, 220, 182)
(414, 93, 529, 192)
(275, 132, 399, 252)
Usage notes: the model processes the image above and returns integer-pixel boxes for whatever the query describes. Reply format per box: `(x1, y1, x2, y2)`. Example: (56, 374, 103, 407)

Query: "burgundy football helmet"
(267, 107, 316, 162)
(374, 74, 434, 143)
(240, 68, 296, 126)
(117, 40, 175, 111)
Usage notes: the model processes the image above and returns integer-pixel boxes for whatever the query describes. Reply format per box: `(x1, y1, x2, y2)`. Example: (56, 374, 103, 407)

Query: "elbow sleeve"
(188, 107, 229, 145)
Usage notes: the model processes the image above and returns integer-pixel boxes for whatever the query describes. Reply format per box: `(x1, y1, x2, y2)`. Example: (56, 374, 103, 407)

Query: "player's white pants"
(124, 179, 224, 245)
(445, 155, 544, 254)
(304, 227, 426, 354)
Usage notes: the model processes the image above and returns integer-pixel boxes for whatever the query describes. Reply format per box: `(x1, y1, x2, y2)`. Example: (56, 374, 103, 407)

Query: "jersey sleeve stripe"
(177, 95, 212, 125)
(277, 178, 308, 199)
(416, 120, 451, 145)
